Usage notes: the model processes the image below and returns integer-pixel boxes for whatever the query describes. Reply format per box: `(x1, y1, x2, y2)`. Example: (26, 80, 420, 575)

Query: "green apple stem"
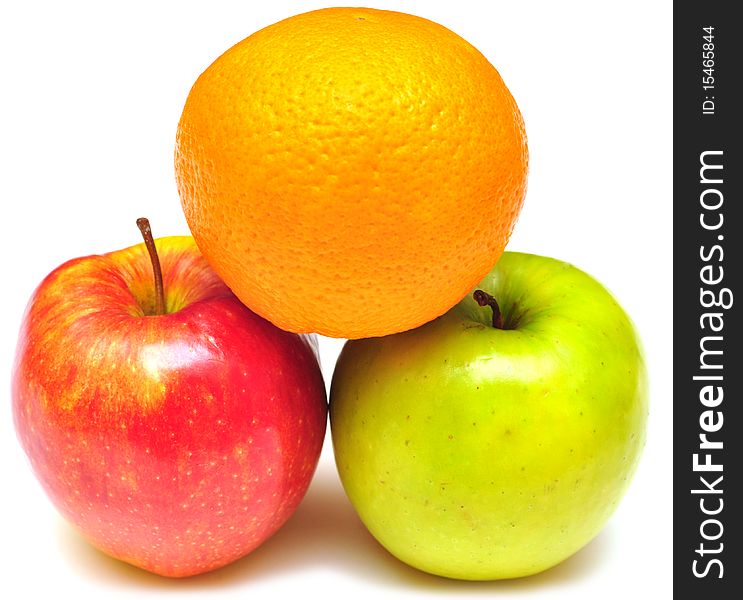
(136, 217, 165, 316)
(473, 290, 504, 329)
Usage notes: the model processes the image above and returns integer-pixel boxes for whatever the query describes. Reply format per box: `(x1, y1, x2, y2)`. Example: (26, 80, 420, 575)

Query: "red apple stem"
(473, 290, 504, 329)
(136, 217, 165, 316)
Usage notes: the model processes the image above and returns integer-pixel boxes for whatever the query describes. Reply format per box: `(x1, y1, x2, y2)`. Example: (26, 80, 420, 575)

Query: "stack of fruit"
(11, 8, 647, 581)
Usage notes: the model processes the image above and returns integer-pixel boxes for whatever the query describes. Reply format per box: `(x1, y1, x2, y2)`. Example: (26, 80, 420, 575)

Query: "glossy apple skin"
(12, 236, 327, 577)
(330, 252, 648, 580)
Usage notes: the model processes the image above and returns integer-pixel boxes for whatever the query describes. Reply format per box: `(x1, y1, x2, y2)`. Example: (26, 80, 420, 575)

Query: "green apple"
(329, 251, 648, 580)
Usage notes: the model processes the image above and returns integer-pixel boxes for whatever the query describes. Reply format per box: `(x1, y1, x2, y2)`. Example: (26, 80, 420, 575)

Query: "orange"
(176, 7, 528, 339)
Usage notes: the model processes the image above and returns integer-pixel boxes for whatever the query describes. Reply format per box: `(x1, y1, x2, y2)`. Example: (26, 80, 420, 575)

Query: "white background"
(0, 1, 672, 597)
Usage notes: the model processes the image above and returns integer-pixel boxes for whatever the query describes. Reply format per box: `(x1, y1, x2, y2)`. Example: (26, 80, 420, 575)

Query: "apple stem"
(136, 217, 165, 316)
(473, 290, 504, 329)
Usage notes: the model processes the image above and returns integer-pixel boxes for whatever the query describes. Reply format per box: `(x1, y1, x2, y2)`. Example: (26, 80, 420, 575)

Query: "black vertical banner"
(674, 2, 741, 596)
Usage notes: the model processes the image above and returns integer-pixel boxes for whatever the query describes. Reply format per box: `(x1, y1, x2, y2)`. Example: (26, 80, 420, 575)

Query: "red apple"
(12, 220, 327, 577)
